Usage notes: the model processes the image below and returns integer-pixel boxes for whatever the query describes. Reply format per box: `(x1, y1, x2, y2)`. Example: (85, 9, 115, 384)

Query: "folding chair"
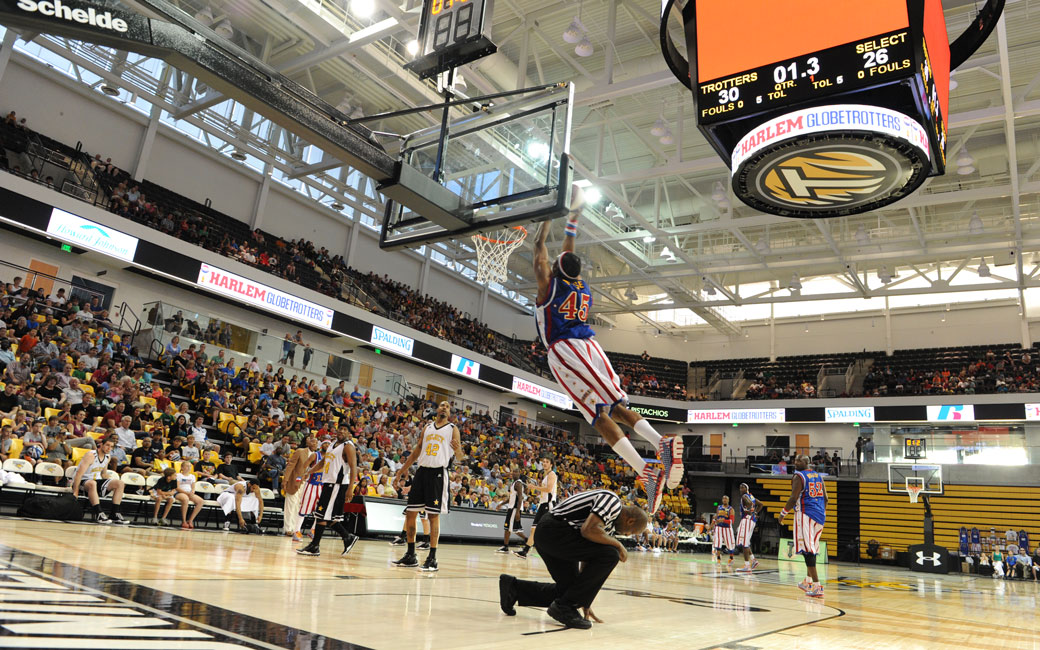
(2, 458, 37, 508)
(119, 472, 150, 522)
(32, 462, 70, 494)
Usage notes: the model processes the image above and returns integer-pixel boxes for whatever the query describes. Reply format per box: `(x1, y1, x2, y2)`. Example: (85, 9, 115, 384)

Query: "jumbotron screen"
(693, 0, 915, 123)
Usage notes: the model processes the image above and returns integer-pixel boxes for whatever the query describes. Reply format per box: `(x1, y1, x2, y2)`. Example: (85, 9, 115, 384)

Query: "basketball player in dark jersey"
(533, 185, 682, 514)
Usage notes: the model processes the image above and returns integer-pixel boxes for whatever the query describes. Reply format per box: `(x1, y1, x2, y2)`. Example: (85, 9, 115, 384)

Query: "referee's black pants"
(513, 515, 620, 609)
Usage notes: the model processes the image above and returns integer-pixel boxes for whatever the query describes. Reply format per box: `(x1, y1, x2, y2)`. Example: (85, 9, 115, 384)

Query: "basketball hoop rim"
(471, 225, 528, 245)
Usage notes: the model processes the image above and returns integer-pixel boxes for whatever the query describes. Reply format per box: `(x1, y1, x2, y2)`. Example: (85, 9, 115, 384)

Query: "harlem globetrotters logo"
(731, 104, 932, 218)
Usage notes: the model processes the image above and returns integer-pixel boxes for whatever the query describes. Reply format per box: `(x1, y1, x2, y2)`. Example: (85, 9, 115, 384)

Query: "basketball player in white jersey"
(297, 425, 360, 557)
(392, 401, 463, 572)
(218, 479, 264, 532)
(533, 186, 682, 514)
(515, 457, 557, 559)
(71, 434, 128, 524)
(497, 473, 528, 553)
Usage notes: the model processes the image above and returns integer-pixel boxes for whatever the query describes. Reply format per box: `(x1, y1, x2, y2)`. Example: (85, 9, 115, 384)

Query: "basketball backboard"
(887, 463, 943, 495)
(378, 82, 574, 250)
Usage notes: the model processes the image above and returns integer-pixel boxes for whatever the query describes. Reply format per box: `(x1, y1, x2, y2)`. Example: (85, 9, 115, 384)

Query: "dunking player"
(780, 455, 827, 597)
(392, 401, 463, 572)
(711, 495, 735, 566)
(515, 457, 557, 559)
(533, 186, 682, 513)
(734, 483, 762, 572)
(296, 425, 360, 558)
(497, 473, 528, 553)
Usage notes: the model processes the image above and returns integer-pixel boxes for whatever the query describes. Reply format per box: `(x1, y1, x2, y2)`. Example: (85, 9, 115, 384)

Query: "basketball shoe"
(340, 533, 359, 556)
(392, 553, 419, 568)
(805, 584, 824, 598)
(797, 577, 812, 592)
(417, 541, 431, 550)
(420, 556, 438, 572)
(657, 436, 685, 489)
(389, 536, 406, 546)
(296, 545, 320, 557)
(641, 466, 666, 514)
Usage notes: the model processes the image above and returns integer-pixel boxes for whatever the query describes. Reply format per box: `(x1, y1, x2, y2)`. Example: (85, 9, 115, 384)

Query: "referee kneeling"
(499, 489, 648, 629)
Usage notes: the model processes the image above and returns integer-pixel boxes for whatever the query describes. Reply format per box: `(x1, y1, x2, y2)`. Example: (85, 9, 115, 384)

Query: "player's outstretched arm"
(561, 183, 583, 255)
(534, 220, 552, 299)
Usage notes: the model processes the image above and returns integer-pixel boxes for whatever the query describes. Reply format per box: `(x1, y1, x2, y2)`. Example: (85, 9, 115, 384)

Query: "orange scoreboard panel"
(693, 0, 922, 124)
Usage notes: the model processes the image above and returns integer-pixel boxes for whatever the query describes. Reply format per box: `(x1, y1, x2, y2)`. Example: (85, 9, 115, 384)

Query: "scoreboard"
(660, 0, 972, 219)
(904, 437, 926, 459)
(405, 0, 497, 79)
(694, 0, 915, 125)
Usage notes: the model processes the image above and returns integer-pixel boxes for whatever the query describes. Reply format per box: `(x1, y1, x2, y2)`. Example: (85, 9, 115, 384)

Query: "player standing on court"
(780, 455, 827, 597)
(711, 495, 735, 566)
(497, 472, 528, 553)
(533, 185, 682, 513)
(392, 401, 463, 572)
(295, 425, 360, 558)
(514, 457, 557, 559)
(734, 483, 762, 572)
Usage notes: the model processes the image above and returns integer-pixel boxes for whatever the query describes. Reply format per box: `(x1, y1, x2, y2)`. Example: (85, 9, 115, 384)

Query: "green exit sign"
(61, 244, 72, 252)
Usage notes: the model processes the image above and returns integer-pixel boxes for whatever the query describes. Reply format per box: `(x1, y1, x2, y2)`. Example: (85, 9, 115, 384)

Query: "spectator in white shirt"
(114, 415, 137, 452)
(63, 378, 85, 406)
(259, 435, 275, 457)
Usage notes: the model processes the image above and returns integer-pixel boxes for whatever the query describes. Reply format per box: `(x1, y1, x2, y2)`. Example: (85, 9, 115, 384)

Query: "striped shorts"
(735, 517, 756, 548)
(299, 482, 322, 516)
(794, 512, 825, 556)
(713, 524, 734, 550)
(548, 337, 628, 424)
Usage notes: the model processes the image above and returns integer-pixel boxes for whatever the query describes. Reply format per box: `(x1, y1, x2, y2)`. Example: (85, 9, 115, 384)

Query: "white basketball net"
(906, 478, 924, 504)
(471, 226, 528, 284)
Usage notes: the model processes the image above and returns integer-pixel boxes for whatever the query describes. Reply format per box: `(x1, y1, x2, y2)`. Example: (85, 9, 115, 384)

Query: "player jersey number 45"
(536, 276, 595, 348)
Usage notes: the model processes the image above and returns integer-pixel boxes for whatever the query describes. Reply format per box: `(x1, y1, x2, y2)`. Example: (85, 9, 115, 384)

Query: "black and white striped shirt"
(550, 489, 623, 535)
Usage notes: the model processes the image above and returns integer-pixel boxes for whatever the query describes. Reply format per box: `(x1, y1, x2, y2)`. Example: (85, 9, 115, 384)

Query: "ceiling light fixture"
(213, 19, 234, 39)
(658, 128, 674, 145)
(754, 237, 770, 254)
(350, 0, 375, 18)
(100, 84, 121, 97)
(660, 246, 672, 258)
(584, 187, 602, 203)
(650, 117, 667, 137)
(575, 35, 594, 57)
(879, 265, 893, 284)
(194, 8, 214, 23)
(230, 150, 247, 161)
(968, 211, 983, 235)
(643, 235, 656, 243)
(604, 204, 621, 220)
(711, 180, 726, 203)
(789, 273, 802, 291)
(705, 285, 717, 296)
(331, 202, 345, 211)
(977, 258, 991, 278)
(956, 147, 975, 167)
(406, 39, 420, 56)
(562, 18, 583, 43)
(855, 224, 869, 245)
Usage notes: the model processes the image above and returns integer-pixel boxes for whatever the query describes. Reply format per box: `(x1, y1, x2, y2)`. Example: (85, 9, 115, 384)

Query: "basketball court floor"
(0, 519, 1035, 649)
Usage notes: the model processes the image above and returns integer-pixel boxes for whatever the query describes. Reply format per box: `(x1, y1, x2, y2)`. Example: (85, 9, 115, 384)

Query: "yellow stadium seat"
(247, 443, 262, 464)
(8, 439, 24, 459)
(2, 418, 13, 428)
(44, 407, 61, 420)
(31, 314, 45, 323)
(71, 446, 90, 464)
(88, 431, 104, 440)
(81, 384, 94, 395)
(141, 396, 156, 408)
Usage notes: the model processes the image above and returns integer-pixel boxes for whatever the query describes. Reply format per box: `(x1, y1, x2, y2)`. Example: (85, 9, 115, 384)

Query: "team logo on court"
(915, 551, 942, 566)
(731, 105, 932, 218)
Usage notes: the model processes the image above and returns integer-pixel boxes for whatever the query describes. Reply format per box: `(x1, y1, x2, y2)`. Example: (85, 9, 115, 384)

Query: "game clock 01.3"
(696, 29, 915, 125)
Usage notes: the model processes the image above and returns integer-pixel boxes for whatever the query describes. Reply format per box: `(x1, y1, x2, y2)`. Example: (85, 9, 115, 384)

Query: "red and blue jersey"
(715, 504, 734, 526)
(741, 493, 757, 521)
(796, 469, 826, 525)
(307, 450, 325, 486)
(535, 275, 595, 348)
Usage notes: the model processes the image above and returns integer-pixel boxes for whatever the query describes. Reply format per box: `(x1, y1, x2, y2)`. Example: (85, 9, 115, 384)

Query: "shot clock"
(904, 437, 926, 460)
(404, 0, 497, 80)
(660, 0, 1001, 219)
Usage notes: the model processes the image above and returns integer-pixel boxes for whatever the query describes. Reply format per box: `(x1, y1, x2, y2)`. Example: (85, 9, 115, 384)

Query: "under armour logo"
(915, 551, 941, 566)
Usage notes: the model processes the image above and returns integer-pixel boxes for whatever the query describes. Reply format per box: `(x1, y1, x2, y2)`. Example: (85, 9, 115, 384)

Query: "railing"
(869, 443, 1039, 465)
(115, 301, 142, 348)
(0, 259, 107, 306)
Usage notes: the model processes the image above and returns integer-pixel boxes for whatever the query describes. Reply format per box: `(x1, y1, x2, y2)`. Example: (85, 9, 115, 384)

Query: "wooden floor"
(0, 519, 1037, 649)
